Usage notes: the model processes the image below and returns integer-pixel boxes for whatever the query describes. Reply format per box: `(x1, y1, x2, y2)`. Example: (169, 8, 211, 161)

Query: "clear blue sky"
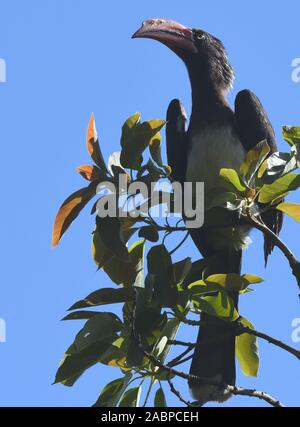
(1, 0, 300, 407)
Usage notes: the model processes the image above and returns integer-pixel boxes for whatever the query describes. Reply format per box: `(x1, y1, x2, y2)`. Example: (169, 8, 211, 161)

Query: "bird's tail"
(188, 247, 241, 405)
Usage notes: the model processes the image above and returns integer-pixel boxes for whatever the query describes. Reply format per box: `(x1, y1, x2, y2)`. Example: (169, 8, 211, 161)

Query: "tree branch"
(167, 346, 194, 368)
(172, 315, 300, 361)
(236, 324, 300, 361)
(167, 379, 194, 407)
(167, 339, 195, 348)
(138, 341, 284, 407)
(246, 209, 300, 293)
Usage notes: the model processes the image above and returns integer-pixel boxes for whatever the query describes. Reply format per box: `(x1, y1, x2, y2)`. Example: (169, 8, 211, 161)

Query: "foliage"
(52, 114, 300, 407)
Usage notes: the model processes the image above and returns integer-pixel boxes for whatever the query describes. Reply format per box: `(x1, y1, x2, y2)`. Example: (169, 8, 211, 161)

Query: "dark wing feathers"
(166, 99, 187, 183)
(234, 89, 277, 152)
(234, 89, 283, 264)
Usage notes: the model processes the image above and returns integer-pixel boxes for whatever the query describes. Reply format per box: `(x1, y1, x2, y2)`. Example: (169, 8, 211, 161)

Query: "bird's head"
(132, 18, 234, 93)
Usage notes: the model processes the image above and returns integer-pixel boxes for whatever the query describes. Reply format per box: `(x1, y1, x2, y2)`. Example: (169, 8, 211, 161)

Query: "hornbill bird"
(132, 19, 283, 405)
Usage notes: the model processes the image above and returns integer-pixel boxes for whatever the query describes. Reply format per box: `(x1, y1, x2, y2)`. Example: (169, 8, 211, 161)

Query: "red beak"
(132, 18, 197, 53)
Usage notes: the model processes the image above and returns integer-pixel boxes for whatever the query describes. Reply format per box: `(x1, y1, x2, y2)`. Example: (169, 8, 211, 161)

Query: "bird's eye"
(196, 32, 205, 40)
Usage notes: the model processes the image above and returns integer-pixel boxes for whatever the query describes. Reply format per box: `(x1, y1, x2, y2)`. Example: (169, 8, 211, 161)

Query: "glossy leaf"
(103, 240, 145, 286)
(173, 258, 192, 285)
(147, 245, 177, 308)
(205, 274, 263, 292)
(52, 182, 97, 247)
(277, 202, 300, 223)
(92, 223, 137, 269)
(138, 226, 159, 242)
(54, 341, 118, 385)
(282, 126, 300, 146)
(120, 116, 165, 170)
(220, 168, 247, 192)
(154, 318, 181, 365)
(193, 292, 239, 321)
(69, 287, 136, 310)
(62, 311, 100, 321)
(154, 387, 167, 407)
(205, 188, 239, 211)
(240, 140, 270, 182)
(70, 313, 122, 354)
(153, 336, 168, 359)
(236, 317, 259, 377)
(96, 216, 131, 262)
(149, 133, 163, 167)
(258, 172, 300, 203)
(119, 386, 142, 407)
(260, 152, 298, 184)
(93, 374, 132, 407)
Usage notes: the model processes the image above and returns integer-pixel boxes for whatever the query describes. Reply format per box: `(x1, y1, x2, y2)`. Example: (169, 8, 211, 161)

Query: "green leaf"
(147, 245, 177, 308)
(92, 223, 137, 269)
(121, 113, 141, 141)
(138, 226, 159, 242)
(153, 336, 168, 359)
(103, 240, 145, 286)
(282, 126, 300, 146)
(205, 273, 263, 292)
(205, 188, 239, 211)
(258, 172, 300, 203)
(173, 258, 192, 285)
(154, 318, 181, 365)
(154, 387, 167, 407)
(189, 273, 263, 295)
(260, 152, 298, 184)
(220, 168, 247, 192)
(70, 313, 122, 354)
(236, 317, 259, 377)
(240, 140, 270, 183)
(133, 288, 165, 336)
(193, 292, 239, 321)
(277, 202, 300, 223)
(62, 311, 100, 321)
(96, 216, 130, 263)
(242, 274, 264, 284)
(119, 386, 142, 407)
(93, 374, 132, 407)
(149, 132, 164, 167)
(54, 341, 118, 385)
(107, 151, 128, 178)
(120, 115, 165, 170)
(69, 287, 135, 310)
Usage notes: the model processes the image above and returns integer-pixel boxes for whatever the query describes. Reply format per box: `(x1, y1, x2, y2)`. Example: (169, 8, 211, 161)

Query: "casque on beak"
(132, 18, 197, 54)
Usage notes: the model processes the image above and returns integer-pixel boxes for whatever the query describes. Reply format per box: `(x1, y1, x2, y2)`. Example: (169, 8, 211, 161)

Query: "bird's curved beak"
(132, 18, 197, 53)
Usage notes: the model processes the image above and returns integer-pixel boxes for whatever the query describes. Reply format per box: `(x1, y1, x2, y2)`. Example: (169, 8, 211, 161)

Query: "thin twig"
(167, 339, 195, 348)
(229, 387, 284, 407)
(237, 325, 300, 361)
(246, 209, 300, 293)
(143, 378, 155, 407)
(176, 316, 300, 361)
(167, 346, 194, 367)
(169, 354, 193, 367)
(167, 379, 193, 407)
(138, 342, 284, 407)
(169, 232, 190, 256)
